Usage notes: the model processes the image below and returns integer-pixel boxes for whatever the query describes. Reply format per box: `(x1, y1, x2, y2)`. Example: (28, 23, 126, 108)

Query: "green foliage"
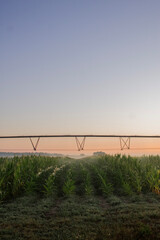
(62, 168, 75, 196)
(122, 181, 133, 196)
(44, 174, 56, 196)
(1, 154, 160, 201)
(84, 172, 93, 195)
(0, 156, 59, 201)
(74, 163, 93, 196)
(91, 165, 113, 196)
(1, 194, 160, 240)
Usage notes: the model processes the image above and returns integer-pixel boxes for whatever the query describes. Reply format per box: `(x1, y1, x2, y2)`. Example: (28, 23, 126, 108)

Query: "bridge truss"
(1, 134, 160, 151)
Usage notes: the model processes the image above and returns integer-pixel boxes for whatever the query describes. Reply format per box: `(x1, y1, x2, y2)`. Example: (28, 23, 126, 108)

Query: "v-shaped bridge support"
(75, 137, 86, 151)
(120, 137, 130, 150)
(29, 137, 40, 151)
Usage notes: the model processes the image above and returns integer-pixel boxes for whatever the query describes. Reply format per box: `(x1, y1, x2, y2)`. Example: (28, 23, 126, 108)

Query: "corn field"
(0, 154, 160, 202)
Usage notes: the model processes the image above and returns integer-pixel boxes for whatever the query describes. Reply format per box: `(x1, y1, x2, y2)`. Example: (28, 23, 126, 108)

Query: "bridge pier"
(75, 137, 86, 151)
(29, 137, 40, 151)
(119, 137, 130, 150)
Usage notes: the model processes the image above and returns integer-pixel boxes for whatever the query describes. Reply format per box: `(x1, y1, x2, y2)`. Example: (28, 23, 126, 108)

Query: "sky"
(1, 0, 160, 153)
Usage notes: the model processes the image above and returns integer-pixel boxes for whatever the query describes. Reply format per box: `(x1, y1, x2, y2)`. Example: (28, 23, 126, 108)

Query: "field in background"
(0, 155, 160, 239)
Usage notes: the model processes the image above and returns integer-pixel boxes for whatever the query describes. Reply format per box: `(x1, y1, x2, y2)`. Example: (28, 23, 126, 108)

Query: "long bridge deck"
(1, 134, 160, 151)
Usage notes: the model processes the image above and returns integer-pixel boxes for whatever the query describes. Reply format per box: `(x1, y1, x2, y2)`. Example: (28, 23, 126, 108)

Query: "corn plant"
(44, 174, 56, 196)
(122, 181, 133, 196)
(62, 168, 75, 196)
(1, 154, 160, 201)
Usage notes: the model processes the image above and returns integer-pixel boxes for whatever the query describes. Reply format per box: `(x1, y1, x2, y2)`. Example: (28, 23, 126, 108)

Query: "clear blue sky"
(1, 0, 160, 139)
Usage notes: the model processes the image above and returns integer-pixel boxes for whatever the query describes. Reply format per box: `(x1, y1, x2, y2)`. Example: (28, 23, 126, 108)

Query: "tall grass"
(0, 156, 59, 200)
(0, 154, 160, 201)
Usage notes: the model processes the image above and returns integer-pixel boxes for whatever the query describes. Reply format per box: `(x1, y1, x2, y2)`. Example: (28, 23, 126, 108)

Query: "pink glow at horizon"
(1, 137, 160, 156)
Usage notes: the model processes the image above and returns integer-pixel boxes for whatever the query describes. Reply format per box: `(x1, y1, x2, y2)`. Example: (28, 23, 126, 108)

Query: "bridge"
(1, 134, 160, 151)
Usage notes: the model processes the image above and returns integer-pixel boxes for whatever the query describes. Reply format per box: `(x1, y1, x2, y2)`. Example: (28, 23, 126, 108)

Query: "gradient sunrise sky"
(1, 1, 160, 153)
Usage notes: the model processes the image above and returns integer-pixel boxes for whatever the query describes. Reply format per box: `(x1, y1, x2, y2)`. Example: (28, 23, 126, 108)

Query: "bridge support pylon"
(29, 137, 40, 151)
(119, 137, 130, 150)
(75, 137, 86, 151)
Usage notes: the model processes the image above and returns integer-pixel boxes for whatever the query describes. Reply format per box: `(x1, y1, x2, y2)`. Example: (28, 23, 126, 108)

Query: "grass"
(0, 193, 160, 239)
(0, 154, 160, 239)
